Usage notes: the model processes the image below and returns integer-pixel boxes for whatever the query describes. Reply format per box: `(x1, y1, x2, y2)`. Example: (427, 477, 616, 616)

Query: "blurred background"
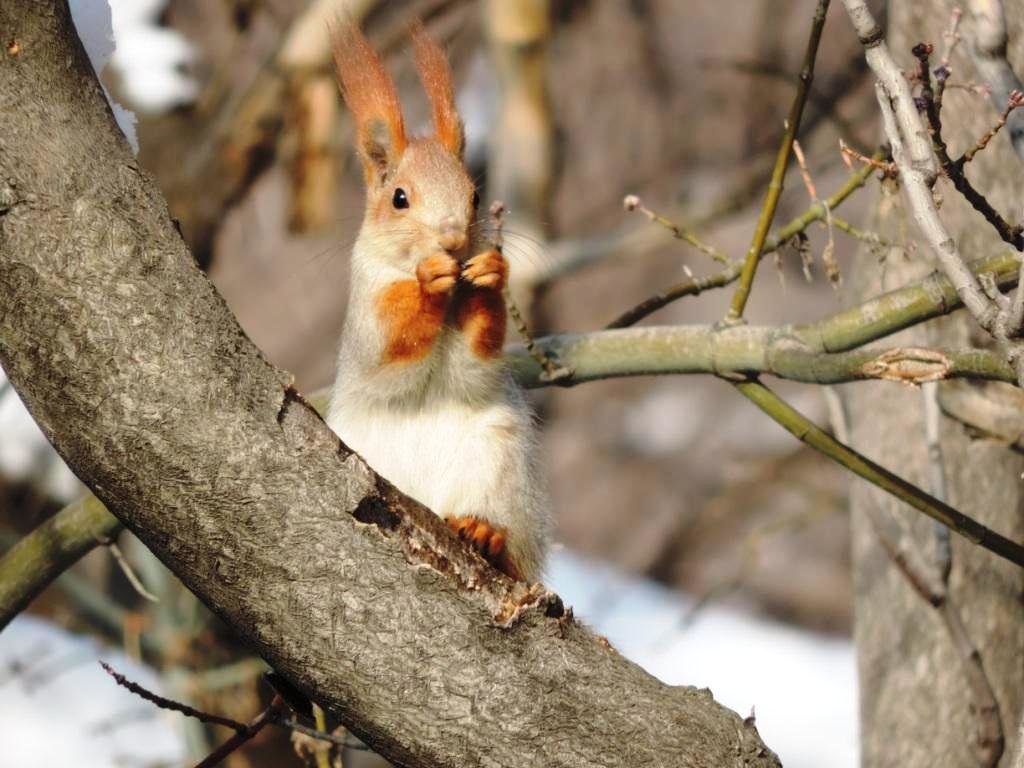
(0, 0, 886, 765)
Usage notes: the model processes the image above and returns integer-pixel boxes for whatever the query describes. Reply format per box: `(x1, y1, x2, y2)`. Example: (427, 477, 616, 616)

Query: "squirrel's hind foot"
(446, 515, 522, 581)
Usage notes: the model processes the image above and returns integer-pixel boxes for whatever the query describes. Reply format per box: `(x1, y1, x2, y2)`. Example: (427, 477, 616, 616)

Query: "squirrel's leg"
(446, 515, 522, 581)
(456, 249, 508, 359)
(376, 253, 458, 364)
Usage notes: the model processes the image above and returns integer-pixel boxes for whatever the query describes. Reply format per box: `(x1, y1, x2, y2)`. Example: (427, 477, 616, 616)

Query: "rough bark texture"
(843, 2, 1024, 766)
(0, 4, 781, 766)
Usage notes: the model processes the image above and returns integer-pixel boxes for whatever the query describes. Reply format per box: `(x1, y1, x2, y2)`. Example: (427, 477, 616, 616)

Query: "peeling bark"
(0, 4, 780, 766)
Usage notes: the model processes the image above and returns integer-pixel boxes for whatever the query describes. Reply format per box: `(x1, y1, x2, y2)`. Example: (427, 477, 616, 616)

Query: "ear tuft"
(332, 24, 407, 182)
(411, 23, 465, 158)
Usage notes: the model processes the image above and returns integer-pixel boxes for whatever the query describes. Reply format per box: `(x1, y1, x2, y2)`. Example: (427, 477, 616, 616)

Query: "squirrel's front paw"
(447, 515, 521, 580)
(416, 253, 460, 295)
(462, 250, 507, 290)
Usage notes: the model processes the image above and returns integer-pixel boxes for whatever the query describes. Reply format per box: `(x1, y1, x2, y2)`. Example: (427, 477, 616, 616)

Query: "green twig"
(608, 148, 879, 330)
(623, 195, 730, 265)
(313, 703, 332, 768)
(727, 0, 831, 321)
(0, 495, 121, 630)
(733, 378, 1024, 569)
(510, 333, 1013, 387)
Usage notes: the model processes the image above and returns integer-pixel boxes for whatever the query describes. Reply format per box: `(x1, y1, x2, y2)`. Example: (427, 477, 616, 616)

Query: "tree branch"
(0, 4, 780, 766)
(733, 379, 1024, 569)
(728, 0, 832, 321)
(0, 496, 121, 630)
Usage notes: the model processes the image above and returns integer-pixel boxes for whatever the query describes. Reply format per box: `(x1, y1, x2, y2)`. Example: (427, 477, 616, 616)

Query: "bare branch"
(0, 496, 121, 630)
(727, 0, 832, 321)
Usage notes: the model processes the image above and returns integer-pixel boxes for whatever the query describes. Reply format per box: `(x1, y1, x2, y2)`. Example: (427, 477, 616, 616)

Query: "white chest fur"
(327, 394, 531, 532)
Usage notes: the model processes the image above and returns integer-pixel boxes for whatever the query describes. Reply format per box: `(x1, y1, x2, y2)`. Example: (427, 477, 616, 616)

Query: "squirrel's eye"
(392, 188, 409, 210)
(472, 191, 480, 210)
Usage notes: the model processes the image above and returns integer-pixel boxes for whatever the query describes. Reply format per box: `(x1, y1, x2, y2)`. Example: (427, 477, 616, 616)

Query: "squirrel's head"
(333, 24, 477, 266)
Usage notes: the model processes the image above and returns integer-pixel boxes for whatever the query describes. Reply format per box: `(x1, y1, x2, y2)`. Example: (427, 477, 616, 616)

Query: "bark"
(843, 2, 1024, 766)
(0, 4, 780, 767)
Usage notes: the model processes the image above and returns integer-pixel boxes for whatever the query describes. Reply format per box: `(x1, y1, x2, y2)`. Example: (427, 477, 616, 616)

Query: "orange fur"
(456, 249, 507, 358)
(376, 279, 448, 364)
(447, 515, 521, 580)
(333, 25, 406, 175)
(412, 24, 464, 157)
(456, 289, 507, 359)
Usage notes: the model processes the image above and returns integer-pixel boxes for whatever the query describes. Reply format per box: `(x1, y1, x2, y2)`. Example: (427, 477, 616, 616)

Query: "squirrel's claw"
(417, 253, 460, 295)
(462, 250, 507, 290)
(446, 514, 520, 580)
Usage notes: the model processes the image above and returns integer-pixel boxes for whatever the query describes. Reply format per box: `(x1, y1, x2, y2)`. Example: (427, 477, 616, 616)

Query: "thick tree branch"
(0, 4, 780, 767)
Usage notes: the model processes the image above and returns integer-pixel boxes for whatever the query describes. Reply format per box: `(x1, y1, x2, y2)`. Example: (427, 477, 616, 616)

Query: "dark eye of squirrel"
(472, 191, 480, 210)
(392, 188, 409, 209)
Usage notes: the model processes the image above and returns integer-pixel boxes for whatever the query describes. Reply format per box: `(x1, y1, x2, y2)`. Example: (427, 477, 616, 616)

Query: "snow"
(106, 0, 198, 112)
(0, 371, 80, 503)
(547, 550, 859, 768)
(67, 0, 138, 153)
(0, 615, 185, 768)
(66, 0, 198, 154)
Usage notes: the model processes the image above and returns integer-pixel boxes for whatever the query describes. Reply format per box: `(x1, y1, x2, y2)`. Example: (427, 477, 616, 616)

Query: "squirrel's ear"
(332, 24, 407, 184)
(412, 23, 465, 159)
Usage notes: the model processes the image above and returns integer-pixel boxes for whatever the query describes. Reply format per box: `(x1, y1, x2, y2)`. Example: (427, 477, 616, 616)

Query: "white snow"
(106, 0, 198, 112)
(67, 0, 139, 153)
(547, 551, 859, 768)
(0, 615, 185, 768)
(67, 0, 198, 154)
(0, 372, 80, 503)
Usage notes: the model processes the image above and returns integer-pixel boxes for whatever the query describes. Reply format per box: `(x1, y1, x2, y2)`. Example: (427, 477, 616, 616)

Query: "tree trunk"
(0, 3, 781, 766)
(844, 2, 1024, 766)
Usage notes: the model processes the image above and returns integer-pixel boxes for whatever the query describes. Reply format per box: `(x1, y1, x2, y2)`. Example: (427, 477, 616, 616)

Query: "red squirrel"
(325, 25, 548, 582)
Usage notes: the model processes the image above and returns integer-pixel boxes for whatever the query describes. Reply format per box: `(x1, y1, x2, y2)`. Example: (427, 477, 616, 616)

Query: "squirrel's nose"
(438, 216, 467, 253)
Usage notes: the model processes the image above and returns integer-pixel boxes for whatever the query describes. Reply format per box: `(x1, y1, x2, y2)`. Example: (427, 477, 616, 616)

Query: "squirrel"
(324, 24, 548, 582)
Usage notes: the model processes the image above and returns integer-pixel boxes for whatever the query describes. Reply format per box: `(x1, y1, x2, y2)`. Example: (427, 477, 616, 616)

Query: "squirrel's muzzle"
(438, 217, 468, 255)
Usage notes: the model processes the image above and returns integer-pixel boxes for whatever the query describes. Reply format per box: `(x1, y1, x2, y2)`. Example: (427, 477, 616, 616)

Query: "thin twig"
(727, 0, 832, 321)
(608, 150, 880, 329)
(195, 697, 287, 768)
(491, 201, 571, 382)
(941, 7, 963, 68)
(105, 540, 159, 603)
(312, 703, 331, 768)
(961, 89, 1024, 164)
(914, 41, 1024, 250)
(100, 661, 248, 732)
(932, 8, 964, 111)
(622, 194, 730, 266)
(101, 662, 366, 765)
(793, 139, 840, 286)
(839, 140, 898, 174)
